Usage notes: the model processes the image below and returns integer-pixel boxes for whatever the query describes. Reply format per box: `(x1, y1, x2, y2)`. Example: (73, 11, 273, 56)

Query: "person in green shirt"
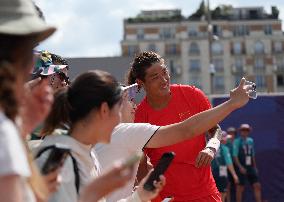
(225, 127, 237, 202)
(211, 131, 239, 202)
(233, 124, 262, 202)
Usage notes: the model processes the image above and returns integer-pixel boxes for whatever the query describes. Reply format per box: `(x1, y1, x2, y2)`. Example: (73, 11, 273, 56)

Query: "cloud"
(36, 0, 284, 57)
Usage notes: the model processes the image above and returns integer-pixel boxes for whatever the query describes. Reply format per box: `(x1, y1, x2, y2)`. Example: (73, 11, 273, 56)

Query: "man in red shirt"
(127, 51, 222, 201)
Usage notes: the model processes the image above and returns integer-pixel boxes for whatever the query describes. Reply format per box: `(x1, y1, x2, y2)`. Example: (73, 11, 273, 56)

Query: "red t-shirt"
(135, 84, 218, 201)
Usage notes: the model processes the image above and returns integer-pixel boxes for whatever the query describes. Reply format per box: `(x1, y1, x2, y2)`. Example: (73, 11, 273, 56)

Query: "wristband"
(206, 137, 220, 152)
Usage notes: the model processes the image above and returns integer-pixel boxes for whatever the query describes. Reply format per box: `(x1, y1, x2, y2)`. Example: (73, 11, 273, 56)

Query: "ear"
(99, 102, 110, 120)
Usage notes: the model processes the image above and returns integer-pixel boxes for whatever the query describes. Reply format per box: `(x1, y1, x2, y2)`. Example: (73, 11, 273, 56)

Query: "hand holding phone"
(143, 152, 175, 191)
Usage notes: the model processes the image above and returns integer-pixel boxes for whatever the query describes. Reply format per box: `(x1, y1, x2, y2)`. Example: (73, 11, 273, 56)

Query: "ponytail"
(0, 61, 18, 121)
(41, 88, 71, 136)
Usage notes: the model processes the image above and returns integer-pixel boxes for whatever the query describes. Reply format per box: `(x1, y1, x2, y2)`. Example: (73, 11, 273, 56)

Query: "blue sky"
(37, 0, 284, 57)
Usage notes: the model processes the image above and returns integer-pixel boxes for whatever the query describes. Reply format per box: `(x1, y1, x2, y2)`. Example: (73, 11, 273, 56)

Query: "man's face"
(240, 129, 250, 137)
(141, 62, 170, 97)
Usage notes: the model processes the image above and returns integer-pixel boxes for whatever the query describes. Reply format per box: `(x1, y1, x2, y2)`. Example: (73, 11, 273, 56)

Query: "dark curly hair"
(51, 53, 69, 67)
(127, 51, 164, 85)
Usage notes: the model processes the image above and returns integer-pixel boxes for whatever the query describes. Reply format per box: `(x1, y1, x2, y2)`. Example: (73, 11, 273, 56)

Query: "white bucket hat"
(0, 0, 56, 42)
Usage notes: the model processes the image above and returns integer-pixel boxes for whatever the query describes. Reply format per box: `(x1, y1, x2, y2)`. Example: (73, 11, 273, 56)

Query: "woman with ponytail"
(35, 70, 165, 202)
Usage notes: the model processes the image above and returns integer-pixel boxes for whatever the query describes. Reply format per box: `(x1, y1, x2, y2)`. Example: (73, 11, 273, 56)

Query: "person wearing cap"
(225, 127, 237, 202)
(0, 0, 56, 201)
(29, 50, 70, 140)
(210, 131, 239, 202)
(32, 50, 70, 91)
(233, 124, 262, 202)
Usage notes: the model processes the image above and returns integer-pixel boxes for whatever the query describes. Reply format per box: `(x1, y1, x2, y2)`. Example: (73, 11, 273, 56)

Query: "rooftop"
(125, 4, 280, 24)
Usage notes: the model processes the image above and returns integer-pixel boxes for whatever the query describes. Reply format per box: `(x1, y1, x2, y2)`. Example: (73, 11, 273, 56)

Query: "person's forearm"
(148, 100, 236, 148)
(135, 155, 150, 184)
(228, 164, 238, 177)
(181, 100, 235, 138)
(233, 157, 242, 169)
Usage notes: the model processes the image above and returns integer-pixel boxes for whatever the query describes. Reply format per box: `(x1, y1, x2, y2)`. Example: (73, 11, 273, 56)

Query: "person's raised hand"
(20, 78, 53, 137)
(228, 77, 250, 109)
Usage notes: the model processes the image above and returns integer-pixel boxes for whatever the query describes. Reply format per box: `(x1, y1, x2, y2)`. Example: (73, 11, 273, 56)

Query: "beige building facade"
(121, 8, 284, 95)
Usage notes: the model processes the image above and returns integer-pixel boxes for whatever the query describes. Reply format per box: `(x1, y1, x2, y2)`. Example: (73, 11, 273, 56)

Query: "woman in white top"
(35, 70, 165, 202)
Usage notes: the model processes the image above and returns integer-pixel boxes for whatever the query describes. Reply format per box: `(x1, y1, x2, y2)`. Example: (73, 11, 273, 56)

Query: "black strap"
(70, 154, 80, 193)
(36, 146, 80, 194)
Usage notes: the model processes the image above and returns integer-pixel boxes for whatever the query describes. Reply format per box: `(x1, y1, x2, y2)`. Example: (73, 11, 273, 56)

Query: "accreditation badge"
(245, 156, 252, 166)
(219, 166, 228, 177)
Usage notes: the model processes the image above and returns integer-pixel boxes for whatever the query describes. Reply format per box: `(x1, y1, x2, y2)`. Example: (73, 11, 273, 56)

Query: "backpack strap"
(69, 154, 80, 193)
(36, 146, 80, 194)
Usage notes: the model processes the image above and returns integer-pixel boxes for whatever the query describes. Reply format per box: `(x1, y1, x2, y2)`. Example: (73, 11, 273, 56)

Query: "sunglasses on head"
(121, 83, 138, 101)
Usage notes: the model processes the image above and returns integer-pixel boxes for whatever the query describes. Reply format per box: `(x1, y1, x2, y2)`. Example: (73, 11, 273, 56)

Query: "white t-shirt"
(0, 111, 35, 202)
(94, 123, 160, 202)
(34, 134, 101, 202)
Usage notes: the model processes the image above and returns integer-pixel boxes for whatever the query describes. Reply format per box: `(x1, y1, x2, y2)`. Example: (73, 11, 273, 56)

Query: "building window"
(234, 75, 243, 86)
(168, 60, 181, 75)
(255, 75, 266, 88)
(235, 57, 244, 72)
(275, 57, 284, 71)
(233, 25, 249, 36)
(254, 57, 265, 70)
(277, 75, 284, 87)
(213, 58, 224, 72)
(188, 42, 200, 55)
(213, 25, 223, 37)
(214, 76, 225, 90)
(273, 41, 283, 53)
(254, 41, 265, 54)
(160, 27, 175, 39)
(148, 44, 156, 52)
(233, 42, 242, 54)
(211, 42, 223, 55)
(188, 25, 198, 37)
(189, 76, 202, 89)
(169, 60, 175, 75)
(128, 45, 139, 56)
(137, 28, 144, 39)
(189, 59, 201, 72)
(166, 44, 179, 55)
(264, 25, 272, 35)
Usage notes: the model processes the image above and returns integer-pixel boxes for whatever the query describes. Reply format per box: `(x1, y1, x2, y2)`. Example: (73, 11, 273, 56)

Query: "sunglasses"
(121, 83, 138, 101)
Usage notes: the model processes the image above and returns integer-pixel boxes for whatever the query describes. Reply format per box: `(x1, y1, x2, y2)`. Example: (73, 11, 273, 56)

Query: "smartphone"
(123, 152, 143, 167)
(41, 144, 70, 175)
(143, 152, 175, 191)
(245, 80, 257, 99)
